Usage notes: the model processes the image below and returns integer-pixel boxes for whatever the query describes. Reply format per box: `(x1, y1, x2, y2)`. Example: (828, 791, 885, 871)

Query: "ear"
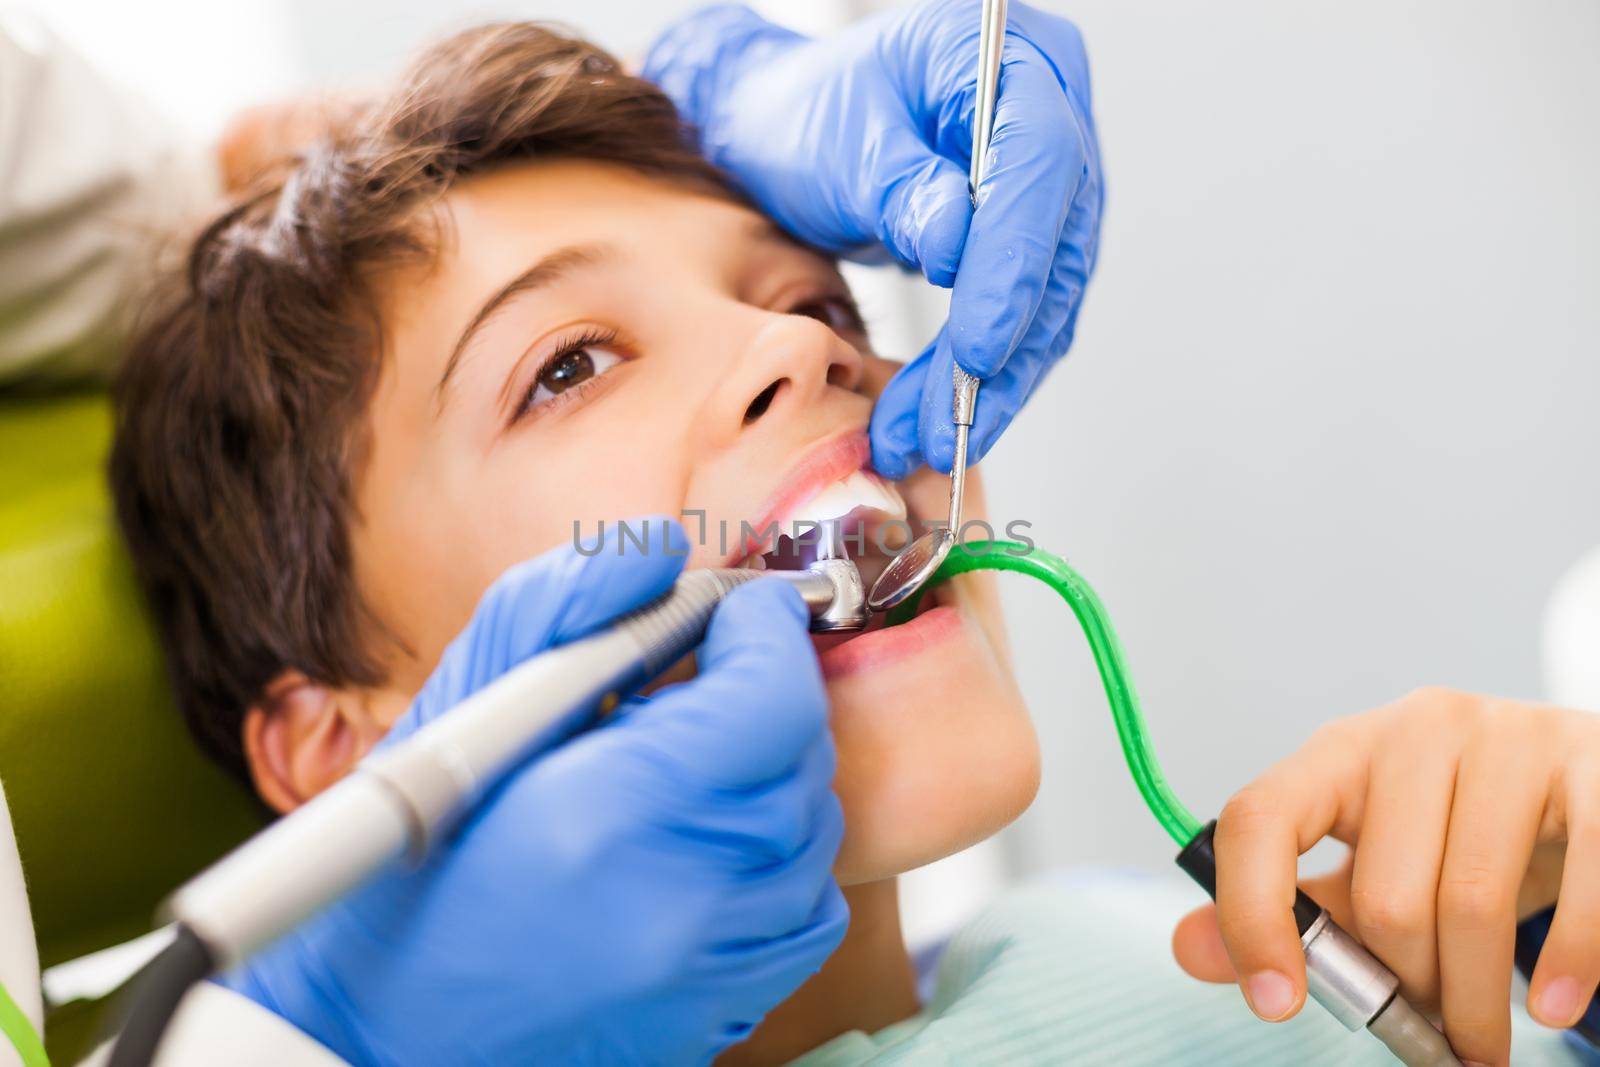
(243, 670, 388, 814)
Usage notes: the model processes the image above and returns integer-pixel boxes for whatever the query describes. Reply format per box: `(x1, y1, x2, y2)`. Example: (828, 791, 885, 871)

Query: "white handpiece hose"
(166, 568, 839, 969)
(165, 631, 643, 967)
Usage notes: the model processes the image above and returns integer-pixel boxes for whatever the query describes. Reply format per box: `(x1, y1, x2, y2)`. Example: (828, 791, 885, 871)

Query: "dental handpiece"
(164, 556, 869, 972)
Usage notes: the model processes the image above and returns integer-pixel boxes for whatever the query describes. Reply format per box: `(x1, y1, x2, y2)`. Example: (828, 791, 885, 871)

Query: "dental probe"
(108, 555, 870, 1067)
(886, 543, 1461, 1067)
(868, 0, 1006, 613)
(948, 0, 1005, 536)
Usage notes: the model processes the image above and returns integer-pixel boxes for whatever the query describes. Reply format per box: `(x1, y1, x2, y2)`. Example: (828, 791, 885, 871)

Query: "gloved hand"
(219, 520, 848, 1066)
(644, 0, 1103, 479)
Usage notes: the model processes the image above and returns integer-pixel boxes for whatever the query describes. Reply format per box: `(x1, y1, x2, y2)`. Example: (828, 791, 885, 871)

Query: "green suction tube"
(884, 541, 1202, 846)
(885, 544, 1470, 1067)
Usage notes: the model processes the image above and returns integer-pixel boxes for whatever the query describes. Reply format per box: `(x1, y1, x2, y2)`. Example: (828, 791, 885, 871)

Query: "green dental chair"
(0, 392, 265, 1061)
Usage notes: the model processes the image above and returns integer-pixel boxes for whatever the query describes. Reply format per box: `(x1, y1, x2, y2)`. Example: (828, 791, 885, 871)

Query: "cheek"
(364, 434, 687, 693)
(823, 613, 1040, 885)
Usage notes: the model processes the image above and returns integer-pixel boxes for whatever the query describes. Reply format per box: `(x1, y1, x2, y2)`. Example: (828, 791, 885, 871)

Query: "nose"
(704, 312, 865, 445)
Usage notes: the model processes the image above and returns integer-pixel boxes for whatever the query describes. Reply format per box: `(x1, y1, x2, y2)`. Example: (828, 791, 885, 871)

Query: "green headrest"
(0, 393, 263, 969)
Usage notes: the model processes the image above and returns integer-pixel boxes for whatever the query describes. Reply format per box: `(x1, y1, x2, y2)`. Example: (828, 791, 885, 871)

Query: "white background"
(29, 0, 1600, 922)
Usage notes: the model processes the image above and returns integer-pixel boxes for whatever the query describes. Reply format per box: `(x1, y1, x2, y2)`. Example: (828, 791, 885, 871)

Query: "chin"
(823, 572, 1040, 886)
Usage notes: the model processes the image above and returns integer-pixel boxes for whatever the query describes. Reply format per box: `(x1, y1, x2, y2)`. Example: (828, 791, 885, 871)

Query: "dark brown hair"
(111, 22, 738, 783)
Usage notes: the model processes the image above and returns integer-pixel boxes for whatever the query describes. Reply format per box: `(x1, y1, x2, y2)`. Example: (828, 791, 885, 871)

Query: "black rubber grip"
(107, 924, 214, 1067)
(1176, 819, 1322, 936)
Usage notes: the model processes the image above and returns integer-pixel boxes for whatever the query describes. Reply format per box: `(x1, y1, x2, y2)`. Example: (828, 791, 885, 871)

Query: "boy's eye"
(791, 295, 865, 335)
(521, 342, 623, 416)
(540, 348, 603, 394)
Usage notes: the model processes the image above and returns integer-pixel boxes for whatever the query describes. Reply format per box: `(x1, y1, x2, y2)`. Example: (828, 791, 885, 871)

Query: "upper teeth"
(737, 471, 907, 567)
(779, 470, 906, 531)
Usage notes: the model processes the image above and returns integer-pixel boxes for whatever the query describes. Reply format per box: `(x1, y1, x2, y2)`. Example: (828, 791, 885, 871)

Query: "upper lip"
(724, 429, 873, 564)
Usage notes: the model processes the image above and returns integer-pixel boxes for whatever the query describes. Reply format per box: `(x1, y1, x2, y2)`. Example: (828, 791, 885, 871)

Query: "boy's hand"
(1170, 687, 1597, 1067)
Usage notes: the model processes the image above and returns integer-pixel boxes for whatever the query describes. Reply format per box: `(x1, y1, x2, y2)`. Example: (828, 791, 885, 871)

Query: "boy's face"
(274, 160, 1037, 885)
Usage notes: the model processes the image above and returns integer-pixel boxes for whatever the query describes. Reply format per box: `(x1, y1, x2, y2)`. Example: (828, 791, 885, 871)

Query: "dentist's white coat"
(0, 13, 343, 1064)
(0, 9, 213, 386)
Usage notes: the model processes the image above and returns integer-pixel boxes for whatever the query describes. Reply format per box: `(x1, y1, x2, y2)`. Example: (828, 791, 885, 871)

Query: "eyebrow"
(745, 216, 809, 255)
(435, 242, 615, 399)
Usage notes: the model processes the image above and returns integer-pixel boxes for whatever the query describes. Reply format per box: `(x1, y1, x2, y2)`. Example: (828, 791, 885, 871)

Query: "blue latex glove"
(219, 520, 848, 1066)
(644, 0, 1103, 479)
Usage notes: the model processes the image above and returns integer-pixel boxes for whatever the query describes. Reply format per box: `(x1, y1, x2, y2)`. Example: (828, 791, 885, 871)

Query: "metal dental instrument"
(869, 0, 1006, 613)
(808, 519, 868, 632)
(159, 552, 868, 977)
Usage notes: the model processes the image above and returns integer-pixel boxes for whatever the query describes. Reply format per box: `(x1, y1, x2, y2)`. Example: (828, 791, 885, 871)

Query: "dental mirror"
(865, 370, 974, 613)
(868, 0, 1005, 614)
(868, 526, 955, 612)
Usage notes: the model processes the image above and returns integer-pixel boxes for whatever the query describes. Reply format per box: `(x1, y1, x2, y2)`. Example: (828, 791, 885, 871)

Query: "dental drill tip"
(816, 518, 845, 562)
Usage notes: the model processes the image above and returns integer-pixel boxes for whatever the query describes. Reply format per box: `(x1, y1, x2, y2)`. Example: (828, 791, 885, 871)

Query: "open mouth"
(736, 461, 906, 585)
(731, 441, 957, 669)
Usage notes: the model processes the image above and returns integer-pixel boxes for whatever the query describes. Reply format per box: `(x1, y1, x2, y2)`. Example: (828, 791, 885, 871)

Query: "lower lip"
(814, 595, 964, 680)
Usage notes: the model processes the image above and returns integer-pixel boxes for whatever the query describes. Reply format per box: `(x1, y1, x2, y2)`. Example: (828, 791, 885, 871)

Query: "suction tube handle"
(1176, 821, 1320, 934)
(1176, 822, 1461, 1066)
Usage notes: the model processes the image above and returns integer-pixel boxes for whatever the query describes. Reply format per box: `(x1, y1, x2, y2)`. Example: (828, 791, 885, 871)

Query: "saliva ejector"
(885, 543, 1462, 1067)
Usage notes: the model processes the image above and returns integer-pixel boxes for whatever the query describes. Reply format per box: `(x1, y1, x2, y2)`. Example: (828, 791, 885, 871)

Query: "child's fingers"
(1528, 759, 1600, 1028)
(1212, 728, 1367, 1022)
(1436, 722, 1547, 1067)
(1172, 904, 1233, 983)
(1298, 866, 1357, 931)
(1346, 734, 1459, 1007)
(1172, 868, 1353, 985)
(1213, 780, 1312, 1021)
